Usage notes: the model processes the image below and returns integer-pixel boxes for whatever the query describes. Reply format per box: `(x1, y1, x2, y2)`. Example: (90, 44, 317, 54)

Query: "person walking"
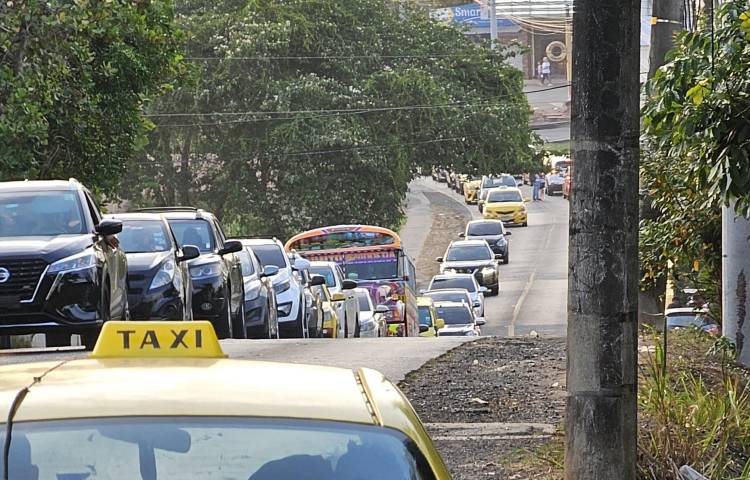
(541, 57, 551, 86)
(536, 173, 546, 201)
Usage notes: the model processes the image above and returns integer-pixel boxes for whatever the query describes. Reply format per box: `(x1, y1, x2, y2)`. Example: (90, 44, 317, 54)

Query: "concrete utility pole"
(648, 0, 685, 77)
(566, 0, 640, 478)
(723, 203, 750, 366)
(489, 0, 498, 49)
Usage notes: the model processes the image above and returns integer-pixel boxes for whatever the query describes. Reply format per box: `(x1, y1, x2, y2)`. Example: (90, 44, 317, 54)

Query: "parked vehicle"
(434, 301, 482, 336)
(237, 242, 280, 339)
(354, 287, 388, 337)
(111, 213, 199, 321)
(417, 296, 445, 337)
(244, 238, 309, 338)
(665, 306, 719, 335)
(0, 179, 128, 349)
(482, 187, 529, 227)
(546, 171, 565, 196)
(462, 219, 511, 264)
(308, 261, 359, 337)
(286, 225, 418, 337)
(462, 176, 483, 204)
(437, 240, 501, 295)
(139, 207, 245, 339)
(478, 175, 516, 212)
(426, 274, 487, 319)
(309, 276, 344, 338)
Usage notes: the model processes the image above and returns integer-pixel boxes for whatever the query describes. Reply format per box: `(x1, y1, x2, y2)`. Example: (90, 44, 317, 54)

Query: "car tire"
(214, 295, 232, 340)
(503, 254, 510, 265)
(232, 300, 247, 339)
(522, 222, 528, 227)
(290, 304, 305, 338)
(46, 332, 70, 348)
(81, 331, 99, 351)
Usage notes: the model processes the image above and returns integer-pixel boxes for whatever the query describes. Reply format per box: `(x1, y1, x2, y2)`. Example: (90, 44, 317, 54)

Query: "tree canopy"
(0, 0, 184, 196)
(120, 0, 536, 238)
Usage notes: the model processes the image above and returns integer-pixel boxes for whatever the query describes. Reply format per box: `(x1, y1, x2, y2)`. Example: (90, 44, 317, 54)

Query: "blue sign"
(431, 4, 516, 28)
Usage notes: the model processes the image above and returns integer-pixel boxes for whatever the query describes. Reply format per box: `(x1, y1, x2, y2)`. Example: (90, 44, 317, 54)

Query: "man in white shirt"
(541, 57, 551, 86)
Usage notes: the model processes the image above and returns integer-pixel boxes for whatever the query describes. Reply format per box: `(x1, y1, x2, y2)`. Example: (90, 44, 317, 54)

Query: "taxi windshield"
(2, 417, 436, 480)
(487, 191, 522, 203)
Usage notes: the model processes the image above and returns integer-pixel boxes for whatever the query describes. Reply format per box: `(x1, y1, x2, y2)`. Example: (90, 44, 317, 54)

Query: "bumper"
(244, 294, 268, 328)
(276, 288, 302, 324)
(483, 210, 527, 225)
(547, 183, 564, 194)
(128, 285, 185, 321)
(0, 267, 104, 335)
(190, 276, 226, 323)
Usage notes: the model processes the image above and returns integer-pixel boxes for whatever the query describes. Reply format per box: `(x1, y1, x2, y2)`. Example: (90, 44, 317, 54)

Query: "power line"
(185, 53, 501, 61)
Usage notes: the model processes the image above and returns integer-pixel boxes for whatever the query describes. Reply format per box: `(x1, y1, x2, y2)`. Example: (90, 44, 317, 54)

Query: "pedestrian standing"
(537, 62, 543, 85)
(532, 173, 540, 200)
(541, 57, 551, 86)
(537, 172, 546, 200)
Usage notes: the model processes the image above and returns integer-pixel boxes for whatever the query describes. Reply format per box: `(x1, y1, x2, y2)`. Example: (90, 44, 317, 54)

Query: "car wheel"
(503, 254, 510, 265)
(46, 332, 70, 348)
(214, 295, 232, 340)
(81, 330, 99, 351)
(231, 299, 247, 339)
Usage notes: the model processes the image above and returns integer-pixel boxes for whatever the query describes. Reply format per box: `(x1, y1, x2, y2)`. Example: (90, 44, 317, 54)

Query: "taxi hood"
(0, 235, 95, 263)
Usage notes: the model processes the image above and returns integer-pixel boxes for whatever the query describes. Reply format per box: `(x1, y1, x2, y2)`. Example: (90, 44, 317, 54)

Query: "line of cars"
(0, 179, 398, 349)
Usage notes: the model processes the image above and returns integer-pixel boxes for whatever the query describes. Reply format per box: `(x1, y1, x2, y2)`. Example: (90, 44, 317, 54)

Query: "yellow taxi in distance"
(417, 297, 445, 337)
(310, 280, 344, 338)
(482, 186, 529, 226)
(462, 178, 482, 204)
(0, 321, 451, 479)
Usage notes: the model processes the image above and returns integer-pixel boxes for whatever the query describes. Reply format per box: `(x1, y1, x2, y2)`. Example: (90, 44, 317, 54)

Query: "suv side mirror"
(479, 287, 489, 294)
(292, 257, 311, 271)
(419, 325, 429, 333)
(178, 245, 201, 263)
(342, 279, 357, 290)
(476, 318, 486, 326)
(219, 240, 243, 256)
(96, 219, 122, 236)
(375, 305, 390, 314)
(261, 265, 279, 278)
(504, 231, 512, 236)
(436, 257, 444, 263)
(494, 254, 503, 260)
(458, 233, 465, 238)
(435, 318, 446, 329)
(309, 274, 326, 287)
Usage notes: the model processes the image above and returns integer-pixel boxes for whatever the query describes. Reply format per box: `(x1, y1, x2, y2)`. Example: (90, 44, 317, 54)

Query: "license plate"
(501, 214, 514, 221)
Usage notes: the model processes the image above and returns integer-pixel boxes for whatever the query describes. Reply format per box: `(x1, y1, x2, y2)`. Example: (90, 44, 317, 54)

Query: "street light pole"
(489, 0, 498, 49)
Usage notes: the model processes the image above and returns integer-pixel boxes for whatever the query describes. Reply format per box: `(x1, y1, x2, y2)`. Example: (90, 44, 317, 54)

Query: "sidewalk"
(524, 78, 571, 129)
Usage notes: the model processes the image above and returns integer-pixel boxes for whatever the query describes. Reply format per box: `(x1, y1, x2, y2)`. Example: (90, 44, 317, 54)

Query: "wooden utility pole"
(566, 0, 640, 478)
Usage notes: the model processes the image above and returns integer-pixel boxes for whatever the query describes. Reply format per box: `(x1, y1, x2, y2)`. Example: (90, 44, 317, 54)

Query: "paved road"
(404, 178, 569, 337)
(0, 338, 474, 382)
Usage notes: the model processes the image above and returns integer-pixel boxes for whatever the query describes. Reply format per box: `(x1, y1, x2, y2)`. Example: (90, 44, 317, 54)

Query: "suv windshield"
(430, 276, 476, 292)
(119, 221, 172, 253)
(435, 305, 473, 325)
(310, 265, 336, 287)
(2, 417, 434, 480)
(467, 222, 502, 236)
(169, 220, 215, 253)
(252, 244, 288, 269)
(487, 191, 522, 203)
(418, 306, 433, 326)
(446, 245, 491, 262)
(0, 191, 85, 237)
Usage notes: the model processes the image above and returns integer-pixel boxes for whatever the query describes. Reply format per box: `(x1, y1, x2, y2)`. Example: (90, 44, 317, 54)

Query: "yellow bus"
(285, 225, 418, 336)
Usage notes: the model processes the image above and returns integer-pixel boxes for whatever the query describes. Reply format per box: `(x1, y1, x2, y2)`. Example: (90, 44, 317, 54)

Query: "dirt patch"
(414, 191, 471, 290)
(400, 337, 566, 478)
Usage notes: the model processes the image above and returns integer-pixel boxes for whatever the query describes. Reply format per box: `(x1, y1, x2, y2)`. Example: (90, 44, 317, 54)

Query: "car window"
(487, 191, 522, 203)
(418, 306, 433, 327)
(435, 305, 473, 325)
(3, 417, 436, 480)
(309, 266, 337, 287)
(251, 244, 288, 269)
(430, 277, 476, 292)
(118, 220, 172, 253)
(466, 222, 503, 236)
(84, 192, 102, 226)
(500, 176, 516, 187)
(666, 314, 707, 328)
(357, 292, 372, 311)
(168, 219, 215, 252)
(238, 249, 256, 276)
(0, 191, 86, 237)
(446, 245, 491, 262)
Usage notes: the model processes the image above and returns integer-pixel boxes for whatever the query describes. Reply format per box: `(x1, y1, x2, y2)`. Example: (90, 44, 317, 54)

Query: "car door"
(213, 219, 244, 314)
(167, 224, 192, 320)
(336, 265, 358, 337)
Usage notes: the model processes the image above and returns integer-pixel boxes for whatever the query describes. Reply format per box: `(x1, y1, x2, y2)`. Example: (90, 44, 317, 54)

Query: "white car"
(243, 239, 308, 338)
(421, 288, 485, 326)
(426, 273, 487, 319)
(354, 288, 388, 337)
(308, 261, 359, 337)
(434, 301, 481, 336)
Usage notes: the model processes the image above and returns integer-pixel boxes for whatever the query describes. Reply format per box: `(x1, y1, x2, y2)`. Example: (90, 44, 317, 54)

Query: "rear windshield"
(446, 245, 491, 262)
(430, 276, 476, 292)
(1, 417, 436, 480)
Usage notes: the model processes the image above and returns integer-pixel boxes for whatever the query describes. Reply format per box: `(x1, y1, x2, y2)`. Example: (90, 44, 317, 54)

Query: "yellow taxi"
(310, 281, 344, 338)
(0, 321, 451, 479)
(482, 186, 529, 227)
(417, 297, 445, 337)
(462, 177, 482, 204)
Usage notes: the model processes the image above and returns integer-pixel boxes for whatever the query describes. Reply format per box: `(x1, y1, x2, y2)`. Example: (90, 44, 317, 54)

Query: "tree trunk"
(722, 201, 750, 366)
(566, 0, 640, 478)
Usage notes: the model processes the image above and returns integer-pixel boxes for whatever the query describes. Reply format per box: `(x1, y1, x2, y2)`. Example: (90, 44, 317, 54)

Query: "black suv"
(139, 207, 245, 339)
(0, 179, 129, 349)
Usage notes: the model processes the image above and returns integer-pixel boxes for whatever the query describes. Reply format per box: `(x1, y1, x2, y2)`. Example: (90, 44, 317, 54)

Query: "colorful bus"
(285, 225, 418, 337)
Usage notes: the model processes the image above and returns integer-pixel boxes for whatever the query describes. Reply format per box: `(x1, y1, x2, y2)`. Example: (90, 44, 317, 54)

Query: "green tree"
(0, 0, 184, 196)
(122, 0, 535, 238)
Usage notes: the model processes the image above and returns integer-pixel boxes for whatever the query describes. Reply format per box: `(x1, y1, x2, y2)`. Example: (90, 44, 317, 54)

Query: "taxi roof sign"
(90, 321, 226, 359)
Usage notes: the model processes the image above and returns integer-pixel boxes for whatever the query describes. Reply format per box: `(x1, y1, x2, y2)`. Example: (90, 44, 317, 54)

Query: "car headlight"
(274, 279, 291, 294)
(443, 268, 457, 274)
(245, 284, 261, 301)
(48, 250, 97, 275)
(190, 262, 221, 280)
(360, 320, 377, 331)
(465, 330, 479, 336)
(482, 266, 496, 276)
(150, 259, 176, 291)
(496, 237, 507, 246)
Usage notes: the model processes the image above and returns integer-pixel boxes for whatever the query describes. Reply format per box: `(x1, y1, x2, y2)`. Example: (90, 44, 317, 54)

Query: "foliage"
(638, 331, 750, 479)
(0, 0, 184, 197)
(637, 3, 750, 293)
(119, 0, 535, 238)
